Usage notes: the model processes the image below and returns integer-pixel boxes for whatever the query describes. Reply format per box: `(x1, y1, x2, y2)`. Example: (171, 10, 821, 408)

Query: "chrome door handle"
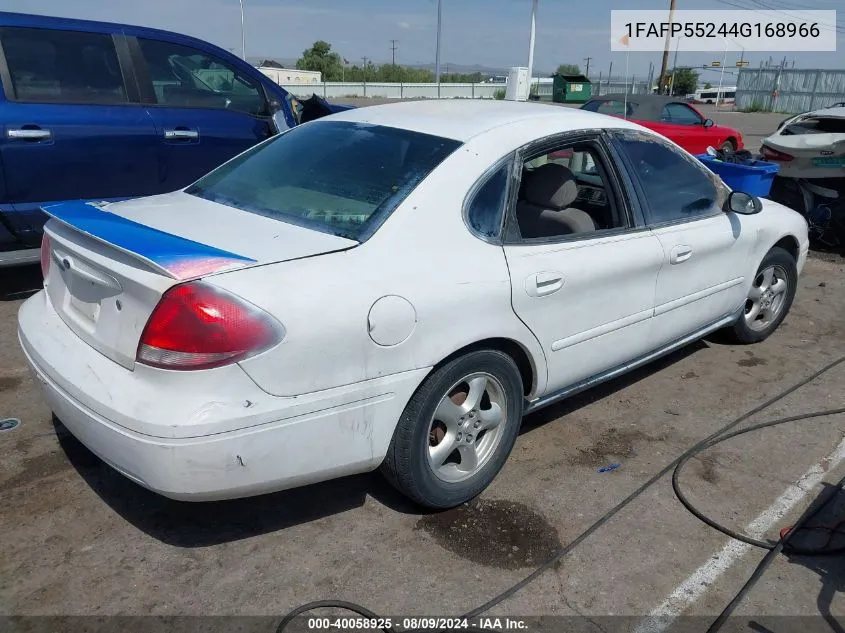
(670, 245, 693, 264)
(7, 128, 52, 140)
(526, 271, 564, 297)
(164, 129, 199, 140)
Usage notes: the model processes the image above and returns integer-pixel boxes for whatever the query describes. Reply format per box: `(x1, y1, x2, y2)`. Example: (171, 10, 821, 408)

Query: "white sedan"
(19, 100, 809, 509)
(762, 105, 845, 178)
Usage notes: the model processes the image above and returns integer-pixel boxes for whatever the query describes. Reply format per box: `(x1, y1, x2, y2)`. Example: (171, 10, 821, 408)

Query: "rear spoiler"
(42, 200, 256, 281)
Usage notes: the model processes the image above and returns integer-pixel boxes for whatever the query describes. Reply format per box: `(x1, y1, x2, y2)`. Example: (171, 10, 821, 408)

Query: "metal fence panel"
(736, 68, 845, 113)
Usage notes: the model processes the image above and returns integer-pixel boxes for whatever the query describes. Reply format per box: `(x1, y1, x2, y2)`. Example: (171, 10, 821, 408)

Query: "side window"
(514, 139, 628, 241)
(582, 99, 634, 117)
(466, 162, 510, 240)
(137, 38, 265, 115)
(662, 103, 703, 125)
(615, 132, 728, 224)
(0, 27, 127, 104)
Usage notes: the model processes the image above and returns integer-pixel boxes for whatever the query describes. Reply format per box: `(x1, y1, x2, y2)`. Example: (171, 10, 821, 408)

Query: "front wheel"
(729, 246, 797, 344)
(721, 139, 736, 152)
(380, 350, 524, 509)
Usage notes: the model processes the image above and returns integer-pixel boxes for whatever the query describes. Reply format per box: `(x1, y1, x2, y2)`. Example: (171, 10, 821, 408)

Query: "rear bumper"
(18, 291, 429, 501)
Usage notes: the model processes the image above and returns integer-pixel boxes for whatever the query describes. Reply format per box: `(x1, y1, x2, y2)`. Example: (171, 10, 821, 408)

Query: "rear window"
(582, 99, 634, 117)
(782, 117, 845, 135)
(0, 27, 127, 104)
(185, 121, 462, 241)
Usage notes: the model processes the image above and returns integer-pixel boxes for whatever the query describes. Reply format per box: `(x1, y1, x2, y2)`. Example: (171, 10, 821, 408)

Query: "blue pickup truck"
(0, 11, 348, 266)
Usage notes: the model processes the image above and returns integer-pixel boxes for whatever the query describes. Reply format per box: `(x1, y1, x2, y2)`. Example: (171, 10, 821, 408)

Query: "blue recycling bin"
(695, 154, 780, 198)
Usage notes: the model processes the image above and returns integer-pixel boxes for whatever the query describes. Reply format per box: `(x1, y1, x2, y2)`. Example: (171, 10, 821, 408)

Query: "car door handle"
(670, 245, 693, 264)
(7, 128, 52, 140)
(526, 271, 564, 297)
(164, 129, 199, 140)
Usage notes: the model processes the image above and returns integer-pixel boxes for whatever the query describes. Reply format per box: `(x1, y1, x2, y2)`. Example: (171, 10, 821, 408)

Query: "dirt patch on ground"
(695, 453, 720, 484)
(2, 451, 72, 489)
(416, 499, 560, 570)
(569, 427, 665, 467)
(738, 351, 768, 367)
(0, 375, 22, 392)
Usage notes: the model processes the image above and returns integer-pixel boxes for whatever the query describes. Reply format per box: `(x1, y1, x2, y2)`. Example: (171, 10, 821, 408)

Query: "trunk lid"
(41, 195, 357, 369)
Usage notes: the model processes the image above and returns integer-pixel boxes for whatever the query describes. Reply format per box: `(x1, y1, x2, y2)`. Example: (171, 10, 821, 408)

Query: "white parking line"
(633, 435, 845, 633)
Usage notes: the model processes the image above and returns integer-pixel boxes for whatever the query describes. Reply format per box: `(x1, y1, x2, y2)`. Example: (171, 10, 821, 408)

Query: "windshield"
(185, 121, 462, 241)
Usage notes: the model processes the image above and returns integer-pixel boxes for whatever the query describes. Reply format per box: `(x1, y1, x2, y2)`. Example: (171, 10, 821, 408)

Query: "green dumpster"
(552, 73, 592, 104)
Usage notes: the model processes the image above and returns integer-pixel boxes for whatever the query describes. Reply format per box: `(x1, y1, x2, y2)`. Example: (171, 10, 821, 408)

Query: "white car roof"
(797, 106, 845, 119)
(322, 99, 645, 142)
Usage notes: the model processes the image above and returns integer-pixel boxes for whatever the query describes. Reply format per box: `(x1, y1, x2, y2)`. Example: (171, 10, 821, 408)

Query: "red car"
(580, 94, 744, 154)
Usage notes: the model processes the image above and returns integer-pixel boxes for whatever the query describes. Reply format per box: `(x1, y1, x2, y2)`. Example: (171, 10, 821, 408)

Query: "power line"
(712, 0, 844, 34)
(389, 39, 398, 66)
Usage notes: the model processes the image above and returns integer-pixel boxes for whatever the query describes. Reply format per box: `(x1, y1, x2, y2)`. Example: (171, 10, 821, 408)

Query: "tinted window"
(138, 38, 265, 115)
(186, 121, 462, 241)
(582, 99, 634, 117)
(616, 132, 727, 224)
(466, 163, 509, 239)
(662, 103, 703, 125)
(0, 27, 126, 104)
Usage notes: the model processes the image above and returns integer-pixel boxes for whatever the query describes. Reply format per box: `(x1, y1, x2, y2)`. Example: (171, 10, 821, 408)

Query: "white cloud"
(398, 21, 411, 29)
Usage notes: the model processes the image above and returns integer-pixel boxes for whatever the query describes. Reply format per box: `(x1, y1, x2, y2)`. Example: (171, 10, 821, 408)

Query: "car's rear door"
(609, 129, 756, 349)
(125, 32, 277, 191)
(0, 25, 159, 250)
(502, 131, 665, 395)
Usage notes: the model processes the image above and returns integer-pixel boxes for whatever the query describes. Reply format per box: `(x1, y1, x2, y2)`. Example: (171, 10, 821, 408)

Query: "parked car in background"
(762, 106, 845, 179)
(580, 94, 744, 155)
(19, 100, 808, 509)
(0, 11, 348, 267)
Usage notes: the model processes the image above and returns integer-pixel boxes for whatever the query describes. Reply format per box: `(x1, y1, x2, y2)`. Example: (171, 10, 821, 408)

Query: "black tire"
(729, 246, 798, 344)
(380, 349, 524, 509)
(721, 139, 736, 152)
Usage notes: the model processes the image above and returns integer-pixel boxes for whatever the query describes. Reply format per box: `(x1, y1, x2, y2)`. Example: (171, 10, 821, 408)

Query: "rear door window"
(0, 27, 127, 104)
(582, 99, 634, 117)
(136, 38, 266, 115)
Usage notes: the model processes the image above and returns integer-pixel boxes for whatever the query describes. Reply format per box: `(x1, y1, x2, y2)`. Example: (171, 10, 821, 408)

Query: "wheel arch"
(771, 234, 800, 261)
(431, 337, 540, 399)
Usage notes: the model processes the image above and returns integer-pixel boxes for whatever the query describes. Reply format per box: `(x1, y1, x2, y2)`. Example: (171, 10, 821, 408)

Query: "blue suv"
(0, 11, 347, 266)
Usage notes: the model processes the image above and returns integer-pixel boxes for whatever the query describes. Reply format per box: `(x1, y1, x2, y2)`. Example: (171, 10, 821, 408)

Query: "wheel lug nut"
(474, 421, 480, 429)
(456, 432, 463, 441)
(466, 434, 473, 442)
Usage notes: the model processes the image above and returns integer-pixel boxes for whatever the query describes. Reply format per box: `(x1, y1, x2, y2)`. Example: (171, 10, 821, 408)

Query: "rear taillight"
(136, 281, 285, 371)
(761, 145, 794, 162)
(40, 233, 51, 279)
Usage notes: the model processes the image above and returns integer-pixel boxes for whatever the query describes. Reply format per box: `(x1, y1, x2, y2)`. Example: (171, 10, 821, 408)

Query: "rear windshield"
(782, 117, 845, 135)
(582, 99, 635, 117)
(185, 121, 461, 241)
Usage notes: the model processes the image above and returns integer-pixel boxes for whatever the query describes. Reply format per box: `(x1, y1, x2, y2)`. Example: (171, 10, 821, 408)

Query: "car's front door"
(127, 35, 276, 192)
(610, 129, 756, 349)
(0, 26, 159, 249)
(502, 132, 665, 394)
(659, 103, 711, 153)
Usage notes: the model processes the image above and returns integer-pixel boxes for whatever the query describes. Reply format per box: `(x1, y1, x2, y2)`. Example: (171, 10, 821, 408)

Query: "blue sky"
(5, 0, 844, 79)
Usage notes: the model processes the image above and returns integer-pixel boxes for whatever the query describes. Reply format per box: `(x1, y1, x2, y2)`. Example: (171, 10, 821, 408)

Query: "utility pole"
(362, 56, 369, 81)
(435, 0, 442, 96)
(657, 0, 677, 94)
(527, 0, 538, 92)
(238, 0, 246, 60)
(390, 39, 398, 66)
(583, 56, 592, 78)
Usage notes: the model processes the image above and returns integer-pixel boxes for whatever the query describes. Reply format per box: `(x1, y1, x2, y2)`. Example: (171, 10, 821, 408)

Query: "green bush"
(494, 88, 506, 100)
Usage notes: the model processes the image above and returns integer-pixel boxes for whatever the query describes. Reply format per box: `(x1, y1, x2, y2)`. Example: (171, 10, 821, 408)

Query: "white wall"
(277, 82, 509, 99)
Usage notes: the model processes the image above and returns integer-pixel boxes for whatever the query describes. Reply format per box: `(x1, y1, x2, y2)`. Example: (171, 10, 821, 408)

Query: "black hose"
(706, 472, 845, 633)
(275, 354, 845, 633)
(673, 409, 845, 556)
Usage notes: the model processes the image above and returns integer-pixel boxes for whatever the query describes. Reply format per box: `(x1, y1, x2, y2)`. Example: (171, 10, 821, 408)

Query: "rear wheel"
(381, 350, 524, 509)
(721, 139, 736, 152)
(729, 247, 797, 344)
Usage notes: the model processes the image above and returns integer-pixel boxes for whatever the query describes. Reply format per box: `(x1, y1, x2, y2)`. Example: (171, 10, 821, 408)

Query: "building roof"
(321, 99, 641, 142)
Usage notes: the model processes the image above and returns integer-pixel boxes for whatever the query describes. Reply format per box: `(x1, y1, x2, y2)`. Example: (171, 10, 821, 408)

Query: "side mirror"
(703, 118, 715, 127)
(726, 191, 763, 215)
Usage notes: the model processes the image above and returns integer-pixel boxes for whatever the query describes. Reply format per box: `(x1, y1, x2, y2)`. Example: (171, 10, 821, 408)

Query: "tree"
(296, 41, 344, 81)
(704, 82, 713, 89)
(556, 63, 581, 75)
(666, 67, 700, 96)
